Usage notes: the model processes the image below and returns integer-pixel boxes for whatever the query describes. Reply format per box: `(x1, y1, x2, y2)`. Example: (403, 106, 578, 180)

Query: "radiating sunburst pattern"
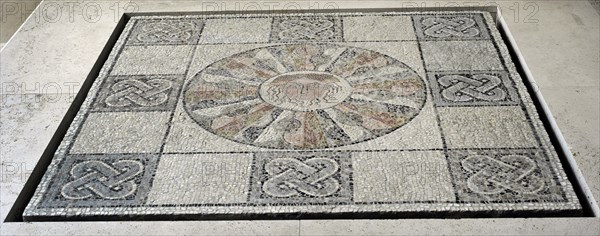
(184, 44, 427, 149)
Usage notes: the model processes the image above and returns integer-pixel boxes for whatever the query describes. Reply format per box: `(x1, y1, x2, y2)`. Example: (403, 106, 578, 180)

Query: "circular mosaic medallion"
(184, 44, 427, 149)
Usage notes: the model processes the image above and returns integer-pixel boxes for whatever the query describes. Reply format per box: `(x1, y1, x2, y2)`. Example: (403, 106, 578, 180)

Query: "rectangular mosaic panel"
(23, 11, 583, 221)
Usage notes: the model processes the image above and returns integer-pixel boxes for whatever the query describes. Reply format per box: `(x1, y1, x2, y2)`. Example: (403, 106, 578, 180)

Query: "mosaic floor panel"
(23, 10, 583, 220)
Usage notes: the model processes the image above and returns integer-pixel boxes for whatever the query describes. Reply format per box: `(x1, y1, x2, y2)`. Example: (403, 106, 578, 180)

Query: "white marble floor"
(0, 0, 598, 235)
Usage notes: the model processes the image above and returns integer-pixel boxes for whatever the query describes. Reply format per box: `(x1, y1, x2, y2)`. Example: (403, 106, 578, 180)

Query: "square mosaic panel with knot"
(23, 11, 584, 221)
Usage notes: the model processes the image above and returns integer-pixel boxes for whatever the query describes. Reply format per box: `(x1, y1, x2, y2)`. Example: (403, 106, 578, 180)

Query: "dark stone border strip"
(492, 13, 596, 217)
(24, 208, 583, 222)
